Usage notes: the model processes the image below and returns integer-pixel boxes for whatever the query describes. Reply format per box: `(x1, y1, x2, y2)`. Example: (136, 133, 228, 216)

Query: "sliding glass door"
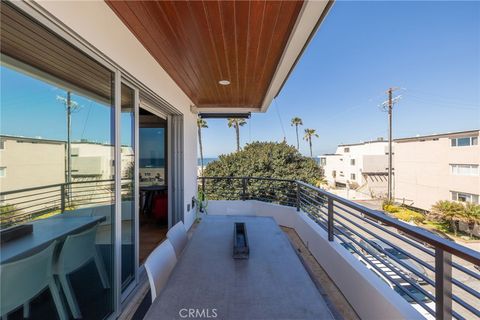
(120, 83, 137, 294)
(0, 4, 115, 319)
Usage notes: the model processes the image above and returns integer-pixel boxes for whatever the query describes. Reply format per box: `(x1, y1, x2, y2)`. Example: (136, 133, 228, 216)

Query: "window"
(320, 158, 326, 166)
(344, 147, 350, 153)
(350, 173, 356, 180)
(451, 136, 478, 147)
(451, 191, 479, 204)
(0, 139, 4, 150)
(1, 4, 115, 318)
(339, 171, 344, 177)
(350, 159, 355, 166)
(450, 164, 479, 176)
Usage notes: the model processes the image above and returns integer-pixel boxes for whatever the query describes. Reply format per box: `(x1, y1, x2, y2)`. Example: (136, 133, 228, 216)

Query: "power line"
(274, 98, 287, 142)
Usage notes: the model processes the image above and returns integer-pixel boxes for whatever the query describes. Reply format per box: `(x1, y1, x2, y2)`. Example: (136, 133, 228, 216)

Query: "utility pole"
(66, 91, 72, 206)
(57, 92, 80, 208)
(382, 87, 401, 202)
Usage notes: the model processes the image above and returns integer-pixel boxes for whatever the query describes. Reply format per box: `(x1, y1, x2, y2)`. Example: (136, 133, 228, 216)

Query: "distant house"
(394, 130, 479, 210)
(319, 139, 389, 198)
(0, 135, 66, 193)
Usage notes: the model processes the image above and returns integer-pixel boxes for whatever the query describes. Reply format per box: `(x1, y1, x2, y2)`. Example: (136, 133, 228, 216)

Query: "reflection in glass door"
(120, 84, 136, 292)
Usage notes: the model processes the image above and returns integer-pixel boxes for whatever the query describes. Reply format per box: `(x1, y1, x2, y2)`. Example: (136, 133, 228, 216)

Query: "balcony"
(196, 176, 479, 320)
(1, 177, 479, 319)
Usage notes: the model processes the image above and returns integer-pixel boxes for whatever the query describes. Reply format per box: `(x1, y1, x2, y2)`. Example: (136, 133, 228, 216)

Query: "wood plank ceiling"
(106, 0, 304, 109)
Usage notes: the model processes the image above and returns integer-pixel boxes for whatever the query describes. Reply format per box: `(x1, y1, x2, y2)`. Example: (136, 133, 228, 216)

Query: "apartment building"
(319, 139, 389, 198)
(394, 130, 480, 210)
(0, 136, 65, 192)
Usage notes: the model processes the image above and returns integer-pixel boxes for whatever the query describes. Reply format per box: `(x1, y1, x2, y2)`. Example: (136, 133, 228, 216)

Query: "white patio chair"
(166, 221, 188, 257)
(144, 240, 177, 302)
(53, 224, 110, 319)
(0, 241, 67, 320)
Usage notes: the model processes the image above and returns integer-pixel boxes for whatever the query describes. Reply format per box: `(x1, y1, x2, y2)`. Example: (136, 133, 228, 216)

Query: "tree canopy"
(203, 141, 322, 185)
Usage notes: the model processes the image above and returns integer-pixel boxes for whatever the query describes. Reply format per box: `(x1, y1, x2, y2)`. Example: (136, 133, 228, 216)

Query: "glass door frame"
(118, 77, 140, 302)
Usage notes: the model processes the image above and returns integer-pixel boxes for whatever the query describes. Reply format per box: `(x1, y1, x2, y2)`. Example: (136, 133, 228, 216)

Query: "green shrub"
(384, 204, 400, 213)
(393, 208, 425, 224)
(382, 199, 394, 210)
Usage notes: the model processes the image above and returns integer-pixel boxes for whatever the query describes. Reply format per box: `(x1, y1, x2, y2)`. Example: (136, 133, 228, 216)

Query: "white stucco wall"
(395, 132, 480, 210)
(35, 1, 198, 229)
(320, 141, 388, 192)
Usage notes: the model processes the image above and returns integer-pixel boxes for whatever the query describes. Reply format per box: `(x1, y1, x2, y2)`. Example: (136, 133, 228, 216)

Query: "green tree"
(303, 128, 319, 158)
(227, 118, 247, 152)
(290, 117, 303, 150)
(203, 141, 323, 203)
(197, 117, 208, 176)
(463, 203, 480, 237)
(431, 200, 465, 236)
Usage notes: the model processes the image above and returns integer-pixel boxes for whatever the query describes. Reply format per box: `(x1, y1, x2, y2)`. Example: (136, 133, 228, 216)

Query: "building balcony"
(1, 177, 479, 319)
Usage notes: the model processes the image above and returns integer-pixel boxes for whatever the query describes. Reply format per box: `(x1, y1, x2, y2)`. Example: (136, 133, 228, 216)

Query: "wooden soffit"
(106, 0, 316, 111)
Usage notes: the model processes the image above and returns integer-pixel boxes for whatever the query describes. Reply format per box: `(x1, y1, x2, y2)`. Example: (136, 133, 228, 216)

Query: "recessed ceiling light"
(219, 80, 230, 86)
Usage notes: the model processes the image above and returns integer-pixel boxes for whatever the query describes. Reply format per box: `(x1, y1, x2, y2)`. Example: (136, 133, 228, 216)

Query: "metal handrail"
(296, 180, 480, 266)
(199, 176, 480, 320)
(0, 179, 115, 196)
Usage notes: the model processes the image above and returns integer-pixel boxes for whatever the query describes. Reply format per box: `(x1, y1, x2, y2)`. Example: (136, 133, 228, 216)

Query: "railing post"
(241, 178, 247, 201)
(296, 183, 300, 211)
(60, 184, 66, 212)
(435, 248, 452, 320)
(327, 197, 334, 242)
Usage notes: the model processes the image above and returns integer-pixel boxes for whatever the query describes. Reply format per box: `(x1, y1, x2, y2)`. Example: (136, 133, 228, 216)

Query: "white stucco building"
(319, 139, 389, 198)
(394, 130, 480, 210)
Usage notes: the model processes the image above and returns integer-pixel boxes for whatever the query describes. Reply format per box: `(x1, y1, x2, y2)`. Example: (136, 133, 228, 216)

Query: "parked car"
(359, 239, 428, 284)
(357, 255, 435, 320)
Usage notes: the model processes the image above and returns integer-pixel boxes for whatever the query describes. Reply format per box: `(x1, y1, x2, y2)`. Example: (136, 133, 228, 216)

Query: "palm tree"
(463, 203, 480, 237)
(197, 118, 208, 176)
(431, 200, 465, 236)
(290, 117, 303, 150)
(227, 118, 247, 152)
(303, 128, 319, 158)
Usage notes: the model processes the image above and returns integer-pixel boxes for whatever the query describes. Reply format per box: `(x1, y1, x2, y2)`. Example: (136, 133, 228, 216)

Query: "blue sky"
(201, 1, 480, 157)
(1, 1, 478, 158)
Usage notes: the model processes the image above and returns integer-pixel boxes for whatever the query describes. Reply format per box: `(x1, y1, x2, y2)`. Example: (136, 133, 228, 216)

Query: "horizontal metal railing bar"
(70, 182, 115, 189)
(320, 206, 436, 293)
(297, 181, 480, 266)
(452, 278, 480, 300)
(452, 294, 480, 318)
(69, 187, 113, 193)
(1, 194, 61, 211)
(0, 179, 115, 196)
(1, 188, 61, 202)
(333, 205, 436, 273)
(332, 221, 436, 315)
(333, 203, 435, 258)
(1, 208, 58, 225)
(70, 197, 114, 204)
(299, 187, 326, 203)
(452, 262, 480, 281)
(201, 176, 296, 183)
(0, 200, 60, 216)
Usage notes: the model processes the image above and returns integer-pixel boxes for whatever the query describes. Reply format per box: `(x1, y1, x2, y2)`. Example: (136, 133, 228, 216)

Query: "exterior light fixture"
(218, 80, 230, 85)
